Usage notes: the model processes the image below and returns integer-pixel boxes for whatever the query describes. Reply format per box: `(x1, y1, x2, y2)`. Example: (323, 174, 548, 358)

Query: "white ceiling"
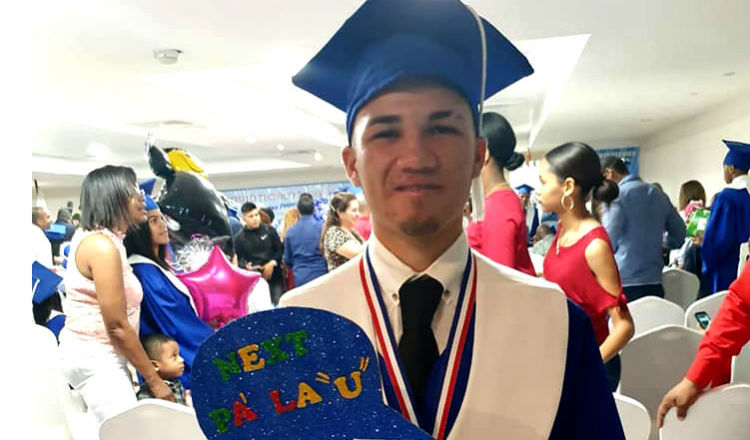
(32, 0, 750, 189)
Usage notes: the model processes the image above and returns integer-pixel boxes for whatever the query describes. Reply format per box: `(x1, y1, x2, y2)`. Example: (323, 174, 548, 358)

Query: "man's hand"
(149, 380, 177, 403)
(261, 262, 275, 280)
(657, 378, 702, 428)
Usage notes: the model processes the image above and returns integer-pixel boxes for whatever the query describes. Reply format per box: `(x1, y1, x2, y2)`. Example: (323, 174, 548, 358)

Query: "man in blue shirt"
(283, 193, 328, 287)
(601, 157, 686, 302)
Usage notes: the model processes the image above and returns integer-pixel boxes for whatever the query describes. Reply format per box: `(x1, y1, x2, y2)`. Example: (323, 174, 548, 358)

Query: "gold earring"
(561, 194, 575, 211)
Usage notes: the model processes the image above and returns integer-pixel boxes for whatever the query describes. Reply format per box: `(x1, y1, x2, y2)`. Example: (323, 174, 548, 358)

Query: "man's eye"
(372, 129, 400, 140)
(429, 125, 459, 135)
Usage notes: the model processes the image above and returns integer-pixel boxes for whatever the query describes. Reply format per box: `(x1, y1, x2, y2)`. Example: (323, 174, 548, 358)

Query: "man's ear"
(473, 137, 488, 178)
(342, 146, 361, 187)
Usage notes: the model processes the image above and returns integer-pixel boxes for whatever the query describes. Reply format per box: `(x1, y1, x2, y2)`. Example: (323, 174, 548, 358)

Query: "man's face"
(519, 193, 530, 207)
(36, 208, 52, 230)
(723, 164, 734, 184)
(343, 87, 485, 239)
(243, 209, 261, 229)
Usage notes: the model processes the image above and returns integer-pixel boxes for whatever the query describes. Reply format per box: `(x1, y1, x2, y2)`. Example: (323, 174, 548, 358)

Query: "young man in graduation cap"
(698, 140, 750, 293)
(281, 0, 624, 438)
(516, 184, 540, 244)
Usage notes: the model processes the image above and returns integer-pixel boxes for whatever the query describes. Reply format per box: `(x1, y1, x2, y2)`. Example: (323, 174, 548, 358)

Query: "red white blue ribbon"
(359, 249, 477, 439)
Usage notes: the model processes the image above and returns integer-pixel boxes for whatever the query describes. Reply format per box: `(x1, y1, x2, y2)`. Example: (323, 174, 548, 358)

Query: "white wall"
(640, 94, 750, 204)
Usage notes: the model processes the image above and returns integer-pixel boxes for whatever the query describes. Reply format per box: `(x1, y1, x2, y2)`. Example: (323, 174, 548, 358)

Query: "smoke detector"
(153, 48, 182, 65)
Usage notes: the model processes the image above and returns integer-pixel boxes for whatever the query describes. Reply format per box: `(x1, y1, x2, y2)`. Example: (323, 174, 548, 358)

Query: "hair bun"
(504, 152, 525, 171)
(592, 178, 619, 204)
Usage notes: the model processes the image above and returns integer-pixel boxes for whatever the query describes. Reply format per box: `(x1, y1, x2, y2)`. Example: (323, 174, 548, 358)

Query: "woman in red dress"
(466, 112, 535, 275)
(537, 142, 634, 390)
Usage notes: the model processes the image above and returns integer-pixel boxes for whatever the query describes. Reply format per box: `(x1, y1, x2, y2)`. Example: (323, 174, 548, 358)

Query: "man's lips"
(393, 183, 442, 193)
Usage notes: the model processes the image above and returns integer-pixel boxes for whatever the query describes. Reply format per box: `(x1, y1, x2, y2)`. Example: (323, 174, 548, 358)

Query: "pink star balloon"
(177, 245, 261, 328)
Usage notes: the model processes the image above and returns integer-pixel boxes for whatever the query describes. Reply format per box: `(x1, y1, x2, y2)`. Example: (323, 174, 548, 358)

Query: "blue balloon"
(192, 307, 432, 440)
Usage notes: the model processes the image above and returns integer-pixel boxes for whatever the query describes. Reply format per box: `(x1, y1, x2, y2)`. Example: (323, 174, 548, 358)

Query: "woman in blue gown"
(124, 197, 213, 388)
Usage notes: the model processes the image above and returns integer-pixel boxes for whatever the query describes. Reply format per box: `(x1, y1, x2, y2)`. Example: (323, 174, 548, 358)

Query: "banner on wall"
(596, 146, 640, 176)
(223, 181, 358, 229)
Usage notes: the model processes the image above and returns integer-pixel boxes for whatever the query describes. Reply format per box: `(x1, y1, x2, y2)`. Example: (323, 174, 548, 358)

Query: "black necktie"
(398, 275, 444, 408)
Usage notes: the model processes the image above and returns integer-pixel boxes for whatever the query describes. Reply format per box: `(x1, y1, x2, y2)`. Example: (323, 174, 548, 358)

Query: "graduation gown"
(280, 234, 624, 439)
(702, 175, 750, 293)
(129, 255, 214, 388)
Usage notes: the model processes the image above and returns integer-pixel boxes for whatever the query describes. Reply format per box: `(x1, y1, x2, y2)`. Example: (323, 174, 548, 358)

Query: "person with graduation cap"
(698, 140, 750, 294)
(280, 0, 624, 438)
(124, 195, 214, 389)
(517, 183, 540, 244)
(465, 112, 535, 275)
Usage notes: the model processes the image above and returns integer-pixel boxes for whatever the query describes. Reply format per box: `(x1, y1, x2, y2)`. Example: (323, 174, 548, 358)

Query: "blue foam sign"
(192, 307, 433, 440)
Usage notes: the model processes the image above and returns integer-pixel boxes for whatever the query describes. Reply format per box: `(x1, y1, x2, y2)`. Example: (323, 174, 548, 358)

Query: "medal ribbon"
(359, 249, 477, 439)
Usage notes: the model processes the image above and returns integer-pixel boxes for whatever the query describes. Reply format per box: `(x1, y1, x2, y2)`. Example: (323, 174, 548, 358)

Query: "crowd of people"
(30, 0, 749, 437)
(30, 123, 750, 434)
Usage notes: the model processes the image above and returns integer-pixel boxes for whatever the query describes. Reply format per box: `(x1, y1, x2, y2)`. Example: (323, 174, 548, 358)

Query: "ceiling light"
(314, 152, 323, 161)
(276, 143, 285, 151)
(153, 49, 182, 65)
(86, 142, 110, 158)
(722, 71, 735, 77)
(640, 118, 653, 123)
(245, 136, 257, 144)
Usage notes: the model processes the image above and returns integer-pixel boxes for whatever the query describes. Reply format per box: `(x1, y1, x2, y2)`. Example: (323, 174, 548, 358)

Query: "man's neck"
(372, 219, 463, 272)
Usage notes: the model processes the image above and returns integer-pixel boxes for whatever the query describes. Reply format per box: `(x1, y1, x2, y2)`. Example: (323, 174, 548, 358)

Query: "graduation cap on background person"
(514, 184, 535, 195)
(32, 261, 63, 305)
(292, 0, 534, 221)
(722, 140, 750, 171)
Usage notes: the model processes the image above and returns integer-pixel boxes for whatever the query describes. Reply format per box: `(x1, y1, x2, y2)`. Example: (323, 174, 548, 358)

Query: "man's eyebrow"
(369, 114, 402, 125)
(428, 110, 462, 121)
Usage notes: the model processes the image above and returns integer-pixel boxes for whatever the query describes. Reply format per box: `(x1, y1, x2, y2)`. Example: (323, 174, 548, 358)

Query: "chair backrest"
(613, 393, 651, 440)
(620, 325, 702, 422)
(684, 291, 728, 330)
(99, 399, 207, 440)
(628, 297, 685, 337)
(659, 384, 750, 440)
(661, 268, 699, 310)
(29, 324, 75, 440)
(731, 342, 750, 384)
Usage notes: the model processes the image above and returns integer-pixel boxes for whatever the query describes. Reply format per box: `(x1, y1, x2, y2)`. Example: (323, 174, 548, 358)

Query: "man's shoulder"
(280, 256, 363, 310)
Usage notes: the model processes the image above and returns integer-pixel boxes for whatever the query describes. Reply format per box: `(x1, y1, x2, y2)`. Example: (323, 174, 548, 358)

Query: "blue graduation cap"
(32, 261, 63, 305)
(515, 184, 535, 195)
(139, 178, 157, 197)
(292, 0, 533, 138)
(722, 140, 750, 170)
(144, 195, 159, 212)
(191, 307, 432, 440)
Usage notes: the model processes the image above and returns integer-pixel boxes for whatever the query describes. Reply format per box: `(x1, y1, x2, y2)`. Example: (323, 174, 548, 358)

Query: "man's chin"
(397, 217, 441, 237)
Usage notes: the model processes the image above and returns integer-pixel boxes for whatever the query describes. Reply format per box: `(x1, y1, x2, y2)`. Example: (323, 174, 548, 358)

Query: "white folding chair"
(99, 399, 207, 440)
(620, 325, 702, 427)
(661, 268, 699, 310)
(684, 291, 728, 330)
(628, 297, 685, 337)
(29, 324, 75, 440)
(731, 342, 750, 384)
(613, 393, 651, 440)
(659, 384, 750, 440)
